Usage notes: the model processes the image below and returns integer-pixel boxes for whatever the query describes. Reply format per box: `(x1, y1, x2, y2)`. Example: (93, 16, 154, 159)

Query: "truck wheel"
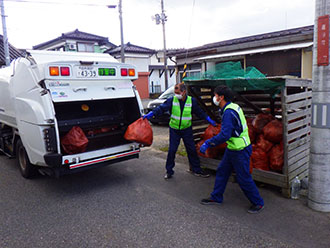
(16, 140, 37, 178)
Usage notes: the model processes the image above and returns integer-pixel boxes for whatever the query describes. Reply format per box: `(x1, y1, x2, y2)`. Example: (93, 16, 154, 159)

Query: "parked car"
(146, 85, 174, 124)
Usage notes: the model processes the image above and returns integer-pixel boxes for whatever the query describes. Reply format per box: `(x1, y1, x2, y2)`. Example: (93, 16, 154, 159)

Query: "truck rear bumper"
(43, 143, 140, 171)
(68, 149, 140, 170)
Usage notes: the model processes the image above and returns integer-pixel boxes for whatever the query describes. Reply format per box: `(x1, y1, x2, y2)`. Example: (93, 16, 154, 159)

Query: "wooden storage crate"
(185, 77, 312, 197)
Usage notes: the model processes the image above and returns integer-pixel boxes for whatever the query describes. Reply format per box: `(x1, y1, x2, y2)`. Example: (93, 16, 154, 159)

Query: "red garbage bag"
(256, 134, 274, 152)
(202, 124, 221, 140)
(196, 140, 221, 159)
(251, 145, 270, 171)
(249, 160, 253, 174)
(263, 119, 283, 143)
(61, 126, 89, 155)
(252, 113, 274, 134)
(124, 118, 153, 146)
(247, 123, 256, 144)
(269, 142, 284, 172)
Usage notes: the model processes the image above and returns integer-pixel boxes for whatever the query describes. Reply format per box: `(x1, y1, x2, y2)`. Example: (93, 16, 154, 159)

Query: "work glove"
(206, 116, 217, 127)
(200, 140, 211, 154)
(143, 111, 154, 120)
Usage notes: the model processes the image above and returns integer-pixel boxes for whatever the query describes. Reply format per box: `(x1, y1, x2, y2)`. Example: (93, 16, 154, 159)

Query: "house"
(0, 35, 23, 66)
(33, 29, 116, 52)
(33, 29, 177, 99)
(105, 42, 176, 99)
(168, 25, 314, 82)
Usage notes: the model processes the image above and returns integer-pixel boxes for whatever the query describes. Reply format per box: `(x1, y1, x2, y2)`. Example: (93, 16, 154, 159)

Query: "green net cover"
(183, 61, 285, 96)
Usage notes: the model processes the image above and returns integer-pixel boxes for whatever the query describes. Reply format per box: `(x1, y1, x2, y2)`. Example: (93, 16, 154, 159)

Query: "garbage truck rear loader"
(0, 50, 143, 178)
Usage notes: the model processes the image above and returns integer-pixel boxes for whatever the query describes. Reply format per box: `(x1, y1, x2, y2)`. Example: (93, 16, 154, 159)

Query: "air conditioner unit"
(68, 44, 76, 50)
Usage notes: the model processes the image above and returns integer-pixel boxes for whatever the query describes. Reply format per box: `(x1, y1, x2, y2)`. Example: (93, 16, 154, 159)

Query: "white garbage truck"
(0, 50, 144, 178)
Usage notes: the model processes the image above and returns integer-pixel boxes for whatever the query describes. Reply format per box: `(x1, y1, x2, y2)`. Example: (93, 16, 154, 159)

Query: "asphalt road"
(1, 125, 330, 248)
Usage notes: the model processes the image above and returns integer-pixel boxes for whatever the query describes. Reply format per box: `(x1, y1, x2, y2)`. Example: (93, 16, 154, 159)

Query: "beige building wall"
(301, 50, 313, 79)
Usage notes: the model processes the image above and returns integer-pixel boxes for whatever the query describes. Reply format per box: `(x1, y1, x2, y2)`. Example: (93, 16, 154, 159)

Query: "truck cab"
(0, 50, 143, 178)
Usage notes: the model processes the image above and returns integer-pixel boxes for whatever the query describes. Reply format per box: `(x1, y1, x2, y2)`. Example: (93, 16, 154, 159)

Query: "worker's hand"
(200, 141, 211, 154)
(143, 111, 154, 120)
(206, 116, 217, 127)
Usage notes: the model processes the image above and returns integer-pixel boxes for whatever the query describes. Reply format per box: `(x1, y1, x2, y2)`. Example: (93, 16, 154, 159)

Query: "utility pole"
(153, 0, 168, 90)
(161, 0, 168, 90)
(308, 0, 330, 212)
(119, 0, 125, 63)
(108, 1, 125, 63)
(0, 0, 10, 66)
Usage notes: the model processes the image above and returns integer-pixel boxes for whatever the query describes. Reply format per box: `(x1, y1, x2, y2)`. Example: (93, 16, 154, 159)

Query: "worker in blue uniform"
(200, 85, 264, 214)
(144, 83, 216, 180)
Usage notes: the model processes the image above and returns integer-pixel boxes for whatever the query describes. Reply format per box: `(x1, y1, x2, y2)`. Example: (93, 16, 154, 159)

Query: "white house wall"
(125, 56, 150, 73)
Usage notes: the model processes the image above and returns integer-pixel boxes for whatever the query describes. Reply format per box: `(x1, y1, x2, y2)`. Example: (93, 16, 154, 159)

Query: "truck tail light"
(121, 68, 128, 76)
(43, 128, 57, 153)
(49, 66, 59, 76)
(128, 69, 135, 76)
(60, 67, 70, 76)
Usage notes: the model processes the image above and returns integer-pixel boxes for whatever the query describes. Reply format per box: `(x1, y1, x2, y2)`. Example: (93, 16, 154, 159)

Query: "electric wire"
(3, 0, 111, 7)
(184, 0, 196, 70)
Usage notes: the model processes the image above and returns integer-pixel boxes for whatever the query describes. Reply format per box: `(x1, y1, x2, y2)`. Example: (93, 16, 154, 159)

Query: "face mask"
(175, 94, 183, 100)
(213, 96, 221, 106)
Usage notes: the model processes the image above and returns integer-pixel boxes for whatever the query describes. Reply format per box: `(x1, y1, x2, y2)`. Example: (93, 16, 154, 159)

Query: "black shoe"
(247, 204, 264, 214)
(164, 173, 173, 180)
(200, 198, 221, 205)
(194, 170, 210, 178)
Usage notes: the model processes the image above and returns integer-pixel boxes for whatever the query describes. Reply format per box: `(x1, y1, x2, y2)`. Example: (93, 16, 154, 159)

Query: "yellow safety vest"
(224, 103, 251, 151)
(169, 96, 192, 130)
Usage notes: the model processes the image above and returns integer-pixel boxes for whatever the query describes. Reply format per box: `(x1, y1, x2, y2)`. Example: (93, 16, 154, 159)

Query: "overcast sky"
(3, 0, 315, 50)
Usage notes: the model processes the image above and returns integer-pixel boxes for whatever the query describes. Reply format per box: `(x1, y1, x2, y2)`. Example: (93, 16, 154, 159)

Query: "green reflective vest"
(169, 96, 192, 130)
(224, 103, 251, 151)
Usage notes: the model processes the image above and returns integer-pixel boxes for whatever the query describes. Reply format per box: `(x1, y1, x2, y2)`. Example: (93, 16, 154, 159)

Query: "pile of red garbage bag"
(250, 114, 284, 173)
(196, 113, 284, 174)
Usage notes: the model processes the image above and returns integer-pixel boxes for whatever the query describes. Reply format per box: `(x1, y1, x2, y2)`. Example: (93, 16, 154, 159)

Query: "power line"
(3, 0, 111, 7)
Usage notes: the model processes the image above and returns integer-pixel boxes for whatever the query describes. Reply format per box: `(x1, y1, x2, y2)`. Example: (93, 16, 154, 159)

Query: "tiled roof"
(33, 29, 116, 49)
(168, 25, 314, 57)
(0, 35, 23, 65)
(105, 42, 156, 54)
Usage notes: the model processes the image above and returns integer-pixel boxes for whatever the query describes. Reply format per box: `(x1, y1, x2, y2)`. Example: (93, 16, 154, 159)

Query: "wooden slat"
(252, 169, 287, 182)
(287, 126, 310, 142)
(288, 170, 309, 184)
(192, 127, 208, 134)
(288, 142, 310, 159)
(285, 91, 312, 103)
(193, 134, 203, 140)
(285, 78, 312, 87)
(192, 119, 208, 125)
(199, 156, 219, 168)
(287, 117, 311, 131)
(288, 155, 310, 173)
(285, 99, 312, 111)
(281, 86, 289, 176)
(252, 169, 287, 188)
(287, 136, 310, 151)
(286, 109, 311, 122)
(288, 148, 309, 165)
(189, 86, 218, 120)
(289, 164, 309, 181)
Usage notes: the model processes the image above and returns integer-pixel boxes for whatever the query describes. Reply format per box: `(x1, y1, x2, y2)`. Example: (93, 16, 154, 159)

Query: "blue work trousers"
(211, 145, 264, 206)
(165, 127, 202, 175)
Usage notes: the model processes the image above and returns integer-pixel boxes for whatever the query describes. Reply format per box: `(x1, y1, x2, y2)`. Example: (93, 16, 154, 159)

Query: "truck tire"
(16, 139, 37, 179)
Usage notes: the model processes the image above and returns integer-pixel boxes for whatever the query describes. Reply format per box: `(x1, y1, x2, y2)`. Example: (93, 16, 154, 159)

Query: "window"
(179, 70, 201, 82)
(77, 43, 95, 52)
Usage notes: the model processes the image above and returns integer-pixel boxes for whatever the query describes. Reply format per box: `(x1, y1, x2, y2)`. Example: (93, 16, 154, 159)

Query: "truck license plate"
(77, 66, 97, 78)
